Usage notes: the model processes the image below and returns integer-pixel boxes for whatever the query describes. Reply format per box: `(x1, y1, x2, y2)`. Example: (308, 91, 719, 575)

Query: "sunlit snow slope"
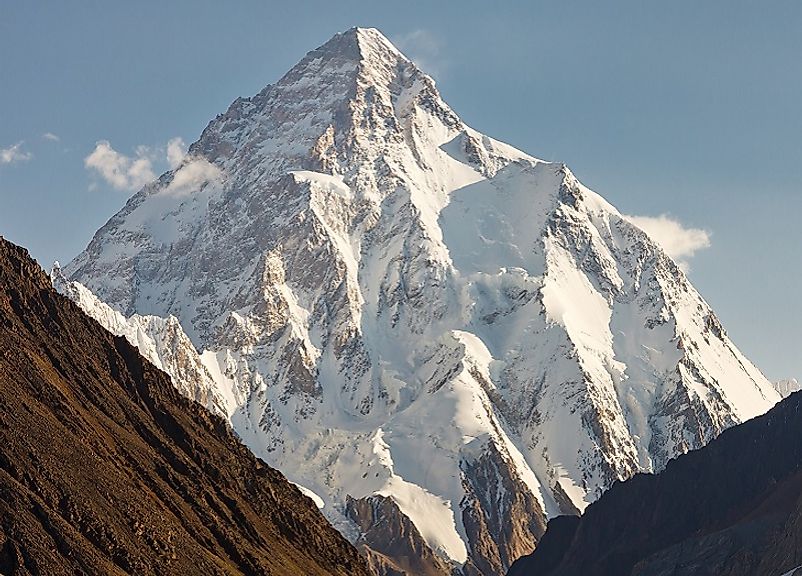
(63, 28, 779, 576)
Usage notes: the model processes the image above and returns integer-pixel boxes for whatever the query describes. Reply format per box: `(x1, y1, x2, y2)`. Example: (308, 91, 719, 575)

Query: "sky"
(1, 0, 800, 380)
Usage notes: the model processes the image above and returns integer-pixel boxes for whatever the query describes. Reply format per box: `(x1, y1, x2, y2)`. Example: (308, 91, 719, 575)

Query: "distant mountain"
(507, 389, 802, 576)
(774, 378, 801, 398)
(0, 237, 369, 576)
(64, 27, 779, 575)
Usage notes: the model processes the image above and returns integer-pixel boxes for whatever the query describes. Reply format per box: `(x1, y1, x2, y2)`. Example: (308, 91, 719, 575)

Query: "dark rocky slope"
(508, 388, 802, 576)
(0, 237, 370, 576)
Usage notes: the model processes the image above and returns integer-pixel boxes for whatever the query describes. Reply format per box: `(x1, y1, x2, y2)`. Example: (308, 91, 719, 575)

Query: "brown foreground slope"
(0, 237, 370, 576)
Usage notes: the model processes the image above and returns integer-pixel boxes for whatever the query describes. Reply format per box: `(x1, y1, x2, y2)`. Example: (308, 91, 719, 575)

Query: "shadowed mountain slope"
(0, 237, 370, 576)
(508, 388, 802, 576)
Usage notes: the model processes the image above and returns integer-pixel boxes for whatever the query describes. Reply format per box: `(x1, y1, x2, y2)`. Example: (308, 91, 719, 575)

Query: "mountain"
(774, 378, 801, 399)
(507, 389, 802, 576)
(0, 237, 369, 576)
(51, 262, 229, 419)
(63, 27, 780, 575)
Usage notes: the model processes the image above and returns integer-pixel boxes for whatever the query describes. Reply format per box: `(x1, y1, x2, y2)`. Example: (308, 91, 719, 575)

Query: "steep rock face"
(346, 495, 457, 576)
(507, 390, 802, 576)
(65, 27, 779, 574)
(0, 237, 369, 576)
(460, 443, 547, 576)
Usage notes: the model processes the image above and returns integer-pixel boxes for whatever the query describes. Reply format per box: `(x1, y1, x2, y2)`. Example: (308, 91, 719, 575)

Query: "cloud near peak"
(84, 137, 195, 192)
(624, 213, 711, 272)
(163, 157, 221, 196)
(84, 140, 157, 191)
(392, 29, 445, 77)
(166, 137, 186, 169)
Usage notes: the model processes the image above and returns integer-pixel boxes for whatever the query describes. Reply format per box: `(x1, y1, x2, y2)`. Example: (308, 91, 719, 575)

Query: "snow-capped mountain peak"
(63, 28, 780, 575)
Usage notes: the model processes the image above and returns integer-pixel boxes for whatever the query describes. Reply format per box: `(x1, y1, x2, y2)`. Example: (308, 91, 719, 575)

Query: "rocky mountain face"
(63, 27, 780, 575)
(51, 264, 230, 418)
(507, 389, 802, 576)
(0, 237, 369, 576)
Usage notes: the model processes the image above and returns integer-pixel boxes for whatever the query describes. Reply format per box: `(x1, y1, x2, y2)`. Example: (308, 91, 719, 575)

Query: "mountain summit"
(64, 28, 779, 575)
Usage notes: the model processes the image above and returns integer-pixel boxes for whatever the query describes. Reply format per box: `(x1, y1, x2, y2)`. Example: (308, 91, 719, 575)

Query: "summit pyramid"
(63, 28, 779, 575)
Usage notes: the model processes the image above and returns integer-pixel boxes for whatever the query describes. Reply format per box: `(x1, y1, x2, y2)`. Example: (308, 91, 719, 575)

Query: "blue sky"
(1, 1, 800, 380)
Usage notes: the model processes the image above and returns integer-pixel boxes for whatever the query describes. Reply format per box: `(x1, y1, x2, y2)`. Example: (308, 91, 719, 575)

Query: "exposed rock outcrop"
(460, 443, 547, 575)
(347, 494, 456, 576)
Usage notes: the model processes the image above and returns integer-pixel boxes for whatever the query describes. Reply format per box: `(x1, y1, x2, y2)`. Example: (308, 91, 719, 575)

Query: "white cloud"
(166, 137, 187, 169)
(392, 29, 445, 77)
(42, 132, 60, 142)
(1, 142, 32, 165)
(85, 137, 211, 194)
(625, 213, 711, 272)
(84, 140, 157, 191)
(163, 157, 221, 196)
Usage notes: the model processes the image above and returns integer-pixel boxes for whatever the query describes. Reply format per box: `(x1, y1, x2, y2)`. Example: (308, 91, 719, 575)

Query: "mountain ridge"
(507, 388, 802, 576)
(0, 236, 370, 576)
